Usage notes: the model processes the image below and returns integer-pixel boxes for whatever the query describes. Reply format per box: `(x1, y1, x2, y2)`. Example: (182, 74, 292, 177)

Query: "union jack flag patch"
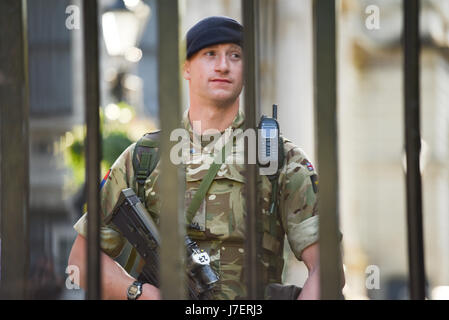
(100, 169, 111, 190)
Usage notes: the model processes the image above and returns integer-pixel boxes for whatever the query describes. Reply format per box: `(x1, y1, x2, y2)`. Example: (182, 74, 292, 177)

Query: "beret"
(186, 16, 243, 59)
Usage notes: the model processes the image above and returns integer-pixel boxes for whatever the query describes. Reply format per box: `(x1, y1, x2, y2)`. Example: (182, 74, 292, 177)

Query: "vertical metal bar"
(82, 0, 101, 300)
(157, 0, 186, 300)
(403, 0, 426, 300)
(242, 0, 264, 300)
(0, 0, 30, 300)
(312, 0, 343, 299)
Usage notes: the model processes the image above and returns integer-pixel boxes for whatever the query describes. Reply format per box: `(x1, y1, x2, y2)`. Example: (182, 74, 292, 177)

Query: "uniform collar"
(182, 108, 245, 147)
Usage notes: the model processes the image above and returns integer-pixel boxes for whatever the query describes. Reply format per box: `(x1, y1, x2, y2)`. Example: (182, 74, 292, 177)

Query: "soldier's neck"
(189, 98, 239, 134)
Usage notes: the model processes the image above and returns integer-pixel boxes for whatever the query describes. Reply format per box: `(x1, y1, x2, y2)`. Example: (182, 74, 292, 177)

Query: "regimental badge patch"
(301, 159, 315, 172)
(306, 162, 314, 172)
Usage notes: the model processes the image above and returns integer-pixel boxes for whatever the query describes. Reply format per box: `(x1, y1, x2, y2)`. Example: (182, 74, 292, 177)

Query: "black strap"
(132, 131, 160, 203)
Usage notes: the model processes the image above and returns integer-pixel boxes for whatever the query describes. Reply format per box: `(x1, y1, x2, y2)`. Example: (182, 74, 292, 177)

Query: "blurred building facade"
(338, 0, 449, 299)
(26, 0, 160, 299)
(27, 0, 77, 299)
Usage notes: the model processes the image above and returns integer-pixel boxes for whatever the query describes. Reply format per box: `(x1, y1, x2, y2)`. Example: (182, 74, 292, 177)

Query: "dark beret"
(186, 16, 243, 59)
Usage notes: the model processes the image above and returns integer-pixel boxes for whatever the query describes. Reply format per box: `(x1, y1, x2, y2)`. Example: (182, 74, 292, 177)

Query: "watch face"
(129, 286, 139, 296)
(128, 282, 142, 299)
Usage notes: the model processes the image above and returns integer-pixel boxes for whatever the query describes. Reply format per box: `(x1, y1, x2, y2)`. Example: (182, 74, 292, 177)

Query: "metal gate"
(0, 0, 425, 300)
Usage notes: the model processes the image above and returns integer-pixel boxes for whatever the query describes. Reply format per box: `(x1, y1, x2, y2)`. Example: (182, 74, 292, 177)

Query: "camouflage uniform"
(73, 109, 320, 299)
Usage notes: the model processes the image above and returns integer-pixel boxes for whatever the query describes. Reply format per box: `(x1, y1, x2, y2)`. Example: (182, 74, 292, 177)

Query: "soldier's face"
(183, 43, 243, 107)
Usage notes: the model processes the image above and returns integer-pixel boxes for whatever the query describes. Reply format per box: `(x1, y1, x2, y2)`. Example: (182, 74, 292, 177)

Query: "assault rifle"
(105, 188, 219, 300)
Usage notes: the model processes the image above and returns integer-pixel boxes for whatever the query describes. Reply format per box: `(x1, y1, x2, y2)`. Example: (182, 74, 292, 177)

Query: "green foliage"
(102, 131, 133, 168)
(63, 104, 132, 189)
(62, 103, 156, 191)
(63, 128, 132, 189)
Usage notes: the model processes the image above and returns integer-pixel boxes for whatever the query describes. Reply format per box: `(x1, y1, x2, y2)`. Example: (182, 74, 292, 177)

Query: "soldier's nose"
(215, 55, 230, 73)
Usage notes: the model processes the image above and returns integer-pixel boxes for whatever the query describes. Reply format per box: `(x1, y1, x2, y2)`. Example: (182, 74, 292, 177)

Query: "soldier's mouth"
(210, 79, 232, 83)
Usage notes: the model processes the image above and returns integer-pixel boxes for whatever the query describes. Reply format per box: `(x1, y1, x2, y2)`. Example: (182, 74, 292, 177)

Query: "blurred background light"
(432, 286, 449, 300)
(105, 103, 120, 121)
(101, 0, 150, 57)
(124, 46, 143, 63)
(119, 108, 133, 124)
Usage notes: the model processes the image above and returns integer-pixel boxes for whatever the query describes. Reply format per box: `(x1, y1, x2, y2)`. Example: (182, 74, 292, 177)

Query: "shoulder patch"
(306, 162, 314, 172)
(301, 159, 315, 172)
(100, 169, 111, 190)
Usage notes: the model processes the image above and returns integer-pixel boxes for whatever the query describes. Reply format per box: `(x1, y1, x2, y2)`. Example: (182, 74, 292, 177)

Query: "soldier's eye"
(230, 52, 241, 60)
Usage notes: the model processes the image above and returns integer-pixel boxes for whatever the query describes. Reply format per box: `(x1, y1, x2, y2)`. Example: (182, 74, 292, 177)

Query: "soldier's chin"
(211, 92, 239, 107)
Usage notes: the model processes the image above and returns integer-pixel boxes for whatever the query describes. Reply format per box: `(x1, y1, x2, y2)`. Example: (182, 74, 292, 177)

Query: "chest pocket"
(186, 162, 246, 241)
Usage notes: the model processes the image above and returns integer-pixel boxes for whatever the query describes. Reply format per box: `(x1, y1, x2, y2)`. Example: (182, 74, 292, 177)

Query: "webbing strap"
(185, 138, 233, 225)
(136, 152, 152, 202)
(185, 162, 221, 224)
(268, 178, 279, 235)
(140, 139, 159, 148)
(135, 139, 160, 203)
(267, 136, 285, 239)
(264, 137, 284, 258)
(127, 133, 160, 275)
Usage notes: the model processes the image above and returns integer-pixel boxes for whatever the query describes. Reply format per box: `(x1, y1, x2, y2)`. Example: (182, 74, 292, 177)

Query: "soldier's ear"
(183, 60, 191, 80)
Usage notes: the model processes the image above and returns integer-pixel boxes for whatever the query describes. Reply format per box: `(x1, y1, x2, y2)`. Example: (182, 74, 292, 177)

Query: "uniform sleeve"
(73, 143, 136, 258)
(279, 141, 320, 261)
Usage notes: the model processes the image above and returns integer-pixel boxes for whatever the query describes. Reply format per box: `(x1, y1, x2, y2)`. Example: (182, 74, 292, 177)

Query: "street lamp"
(102, 0, 150, 60)
(101, 0, 150, 110)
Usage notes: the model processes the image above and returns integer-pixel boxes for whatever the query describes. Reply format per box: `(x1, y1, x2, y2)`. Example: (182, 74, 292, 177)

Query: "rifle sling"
(185, 139, 233, 225)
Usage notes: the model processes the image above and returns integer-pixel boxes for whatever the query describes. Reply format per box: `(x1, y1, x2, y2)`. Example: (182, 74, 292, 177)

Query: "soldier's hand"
(138, 283, 161, 300)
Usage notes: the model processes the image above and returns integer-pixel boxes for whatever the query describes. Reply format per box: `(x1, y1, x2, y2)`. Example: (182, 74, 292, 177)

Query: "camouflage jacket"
(74, 109, 320, 299)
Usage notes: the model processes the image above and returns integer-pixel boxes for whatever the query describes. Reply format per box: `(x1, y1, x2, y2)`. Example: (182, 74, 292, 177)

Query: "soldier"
(68, 16, 343, 300)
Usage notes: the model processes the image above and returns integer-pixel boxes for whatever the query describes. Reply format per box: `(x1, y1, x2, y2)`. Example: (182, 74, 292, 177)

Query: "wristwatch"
(127, 281, 143, 300)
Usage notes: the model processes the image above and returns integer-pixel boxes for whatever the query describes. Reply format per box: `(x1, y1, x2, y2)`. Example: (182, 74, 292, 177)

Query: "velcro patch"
(310, 174, 318, 193)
